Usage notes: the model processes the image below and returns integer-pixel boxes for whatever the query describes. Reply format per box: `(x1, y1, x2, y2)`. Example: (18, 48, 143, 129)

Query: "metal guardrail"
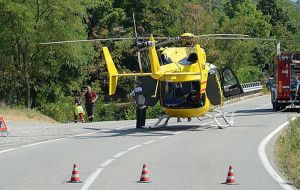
(241, 81, 263, 93)
(225, 81, 263, 101)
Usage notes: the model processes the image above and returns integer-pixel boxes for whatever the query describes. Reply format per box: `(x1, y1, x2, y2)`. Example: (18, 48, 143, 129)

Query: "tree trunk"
(21, 45, 31, 109)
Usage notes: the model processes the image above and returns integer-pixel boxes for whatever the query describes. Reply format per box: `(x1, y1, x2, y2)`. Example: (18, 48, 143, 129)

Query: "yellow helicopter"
(102, 33, 245, 129)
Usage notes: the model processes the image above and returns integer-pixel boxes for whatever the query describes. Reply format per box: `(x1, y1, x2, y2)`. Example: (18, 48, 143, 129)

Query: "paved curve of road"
(0, 95, 298, 190)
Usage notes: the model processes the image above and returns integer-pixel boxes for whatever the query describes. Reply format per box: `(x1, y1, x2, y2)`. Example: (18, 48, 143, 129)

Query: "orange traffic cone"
(139, 164, 151, 183)
(223, 165, 238, 185)
(68, 164, 82, 183)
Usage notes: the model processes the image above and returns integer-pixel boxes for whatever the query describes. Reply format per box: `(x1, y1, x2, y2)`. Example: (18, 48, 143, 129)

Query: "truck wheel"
(272, 101, 281, 111)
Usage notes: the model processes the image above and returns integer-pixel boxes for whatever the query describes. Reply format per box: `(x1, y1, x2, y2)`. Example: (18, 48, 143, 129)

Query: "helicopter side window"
(179, 53, 198, 65)
(160, 53, 172, 65)
(187, 53, 198, 63)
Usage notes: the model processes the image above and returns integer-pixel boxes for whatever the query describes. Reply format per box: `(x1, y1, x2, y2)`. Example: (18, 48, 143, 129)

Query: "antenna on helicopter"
(133, 12, 143, 74)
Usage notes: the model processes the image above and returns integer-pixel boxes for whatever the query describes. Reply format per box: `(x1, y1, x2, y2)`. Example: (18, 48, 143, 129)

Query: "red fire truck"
(271, 52, 300, 110)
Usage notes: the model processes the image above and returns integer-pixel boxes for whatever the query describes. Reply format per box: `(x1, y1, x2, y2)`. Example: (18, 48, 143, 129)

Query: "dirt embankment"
(0, 107, 57, 123)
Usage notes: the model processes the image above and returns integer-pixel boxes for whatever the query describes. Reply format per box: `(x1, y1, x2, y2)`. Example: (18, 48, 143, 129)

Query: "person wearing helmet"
(129, 78, 147, 128)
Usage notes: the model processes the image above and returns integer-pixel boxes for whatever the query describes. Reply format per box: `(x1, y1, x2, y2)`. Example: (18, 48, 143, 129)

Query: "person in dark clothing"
(83, 86, 98, 122)
(129, 84, 147, 128)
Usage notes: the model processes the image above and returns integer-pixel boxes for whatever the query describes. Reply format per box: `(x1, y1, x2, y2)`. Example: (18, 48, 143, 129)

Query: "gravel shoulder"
(0, 120, 137, 151)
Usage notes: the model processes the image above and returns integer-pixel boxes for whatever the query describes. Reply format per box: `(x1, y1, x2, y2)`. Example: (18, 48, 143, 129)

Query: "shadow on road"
(74, 106, 297, 139)
(233, 108, 298, 118)
(75, 124, 209, 139)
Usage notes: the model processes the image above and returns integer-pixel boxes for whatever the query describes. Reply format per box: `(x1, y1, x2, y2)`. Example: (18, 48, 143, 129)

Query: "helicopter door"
(141, 77, 160, 106)
(221, 67, 243, 97)
(206, 71, 222, 105)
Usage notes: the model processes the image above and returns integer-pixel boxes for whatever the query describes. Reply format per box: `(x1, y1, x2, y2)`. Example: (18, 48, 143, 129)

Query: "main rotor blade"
(138, 34, 253, 51)
(39, 37, 137, 45)
(39, 36, 169, 45)
(197, 34, 250, 38)
(206, 37, 276, 41)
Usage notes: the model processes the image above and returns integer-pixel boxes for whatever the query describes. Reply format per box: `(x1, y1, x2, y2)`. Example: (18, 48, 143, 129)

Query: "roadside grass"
(0, 106, 58, 123)
(276, 118, 300, 188)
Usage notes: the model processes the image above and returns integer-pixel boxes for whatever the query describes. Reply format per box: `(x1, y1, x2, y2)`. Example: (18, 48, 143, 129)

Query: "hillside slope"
(0, 107, 57, 123)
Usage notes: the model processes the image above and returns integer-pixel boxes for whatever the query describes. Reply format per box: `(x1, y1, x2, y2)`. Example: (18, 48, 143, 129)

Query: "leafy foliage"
(0, 0, 299, 121)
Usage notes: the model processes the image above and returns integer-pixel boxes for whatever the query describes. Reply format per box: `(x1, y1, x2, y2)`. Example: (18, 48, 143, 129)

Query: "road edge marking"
(0, 148, 17, 153)
(258, 117, 297, 190)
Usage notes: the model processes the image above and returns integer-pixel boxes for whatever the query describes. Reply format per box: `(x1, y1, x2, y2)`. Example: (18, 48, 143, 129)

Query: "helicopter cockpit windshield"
(159, 47, 198, 65)
(162, 81, 205, 108)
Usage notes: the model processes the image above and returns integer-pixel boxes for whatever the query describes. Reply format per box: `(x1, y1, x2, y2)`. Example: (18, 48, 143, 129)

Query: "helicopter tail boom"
(103, 47, 153, 95)
(148, 36, 163, 79)
(103, 47, 119, 95)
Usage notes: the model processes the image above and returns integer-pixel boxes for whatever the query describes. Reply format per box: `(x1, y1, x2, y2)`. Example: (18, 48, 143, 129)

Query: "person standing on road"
(129, 80, 147, 128)
(296, 75, 300, 96)
(83, 86, 98, 122)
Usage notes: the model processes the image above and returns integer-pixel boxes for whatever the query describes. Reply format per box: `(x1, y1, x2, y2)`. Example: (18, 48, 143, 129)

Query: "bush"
(38, 96, 74, 122)
(97, 101, 127, 121)
(38, 94, 165, 123)
(147, 103, 164, 118)
(124, 103, 136, 120)
(237, 66, 262, 83)
(276, 118, 300, 188)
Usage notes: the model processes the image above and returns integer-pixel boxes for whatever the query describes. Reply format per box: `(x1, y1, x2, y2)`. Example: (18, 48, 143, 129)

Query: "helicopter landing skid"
(143, 114, 170, 129)
(206, 110, 234, 129)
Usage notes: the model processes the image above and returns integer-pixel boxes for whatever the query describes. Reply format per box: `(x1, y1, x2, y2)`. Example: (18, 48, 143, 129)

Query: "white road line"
(0, 128, 130, 154)
(21, 130, 103, 148)
(80, 123, 189, 190)
(21, 131, 102, 148)
(100, 159, 114, 168)
(81, 168, 104, 190)
(0, 148, 17, 154)
(73, 131, 100, 137)
(174, 131, 183, 135)
(127, 145, 142, 151)
(158, 136, 169, 140)
(258, 118, 297, 190)
(114, 151, 127, 158)
(202, 121, 214, 125)
(143, 140, 156, 145)
(254, 103, 270, 110)
(129, 121, 155, 127)
(21, 138, 64, 147)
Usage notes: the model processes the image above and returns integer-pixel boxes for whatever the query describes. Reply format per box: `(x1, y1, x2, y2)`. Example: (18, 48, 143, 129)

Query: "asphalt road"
(0, 95, 298, 190)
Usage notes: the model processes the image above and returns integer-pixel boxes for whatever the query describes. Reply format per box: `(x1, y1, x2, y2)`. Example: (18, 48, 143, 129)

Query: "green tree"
(217, 0, 272, 81)
(0, 0, 98, 108)
(257, 0, 297, 36)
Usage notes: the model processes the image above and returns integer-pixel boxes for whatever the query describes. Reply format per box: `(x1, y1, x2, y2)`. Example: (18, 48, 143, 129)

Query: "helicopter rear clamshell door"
(140, 77, 160, 107)
(206, 72, 222, 106)
(221, 67, 244, 97)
